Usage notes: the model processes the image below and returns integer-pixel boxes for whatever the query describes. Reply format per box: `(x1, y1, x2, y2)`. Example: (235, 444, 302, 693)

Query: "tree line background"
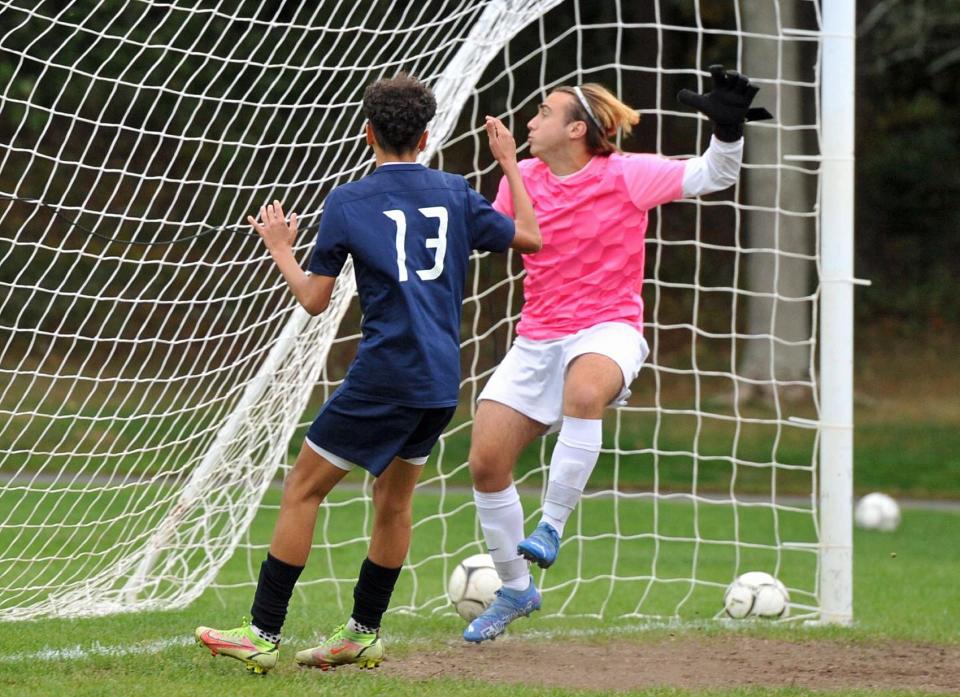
(855, 1, 960, 327)
(1, 0, 957, 365)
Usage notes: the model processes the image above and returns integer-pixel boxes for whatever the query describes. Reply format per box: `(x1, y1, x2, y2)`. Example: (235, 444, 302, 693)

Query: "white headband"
(573, 86, 602, 131)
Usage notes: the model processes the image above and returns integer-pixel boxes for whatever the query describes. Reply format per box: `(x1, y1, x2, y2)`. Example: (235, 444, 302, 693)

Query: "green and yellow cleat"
(294, 624, 384, 671)
(195, 621, 279, 675)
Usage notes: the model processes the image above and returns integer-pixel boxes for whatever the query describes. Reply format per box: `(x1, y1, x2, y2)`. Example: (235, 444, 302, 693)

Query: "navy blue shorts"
(305, 388, 456, 477)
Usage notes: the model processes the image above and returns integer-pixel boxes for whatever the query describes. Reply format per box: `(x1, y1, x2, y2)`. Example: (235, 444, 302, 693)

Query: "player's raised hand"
(248, 200, 298, 252)
(484, 116, 518, 167)
(677, 64, 773, 142)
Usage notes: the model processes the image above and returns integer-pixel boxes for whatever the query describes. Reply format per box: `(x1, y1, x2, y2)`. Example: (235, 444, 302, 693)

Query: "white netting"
(0, 0, 831, 622)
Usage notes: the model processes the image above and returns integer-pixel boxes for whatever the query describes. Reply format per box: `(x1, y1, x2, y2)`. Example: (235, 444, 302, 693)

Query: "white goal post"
(0, 0, 854, 625)
(817, 1, 856, 626)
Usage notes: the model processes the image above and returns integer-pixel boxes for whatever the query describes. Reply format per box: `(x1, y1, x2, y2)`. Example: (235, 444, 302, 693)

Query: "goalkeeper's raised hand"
(677, 64, 773, 142)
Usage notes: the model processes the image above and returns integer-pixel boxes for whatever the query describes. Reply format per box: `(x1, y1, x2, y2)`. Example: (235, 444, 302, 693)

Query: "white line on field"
(2, 636, 195, 663)
(1, 618, 809, 665)
(0, 622, 676, 664)
(4, 472, 959, 510)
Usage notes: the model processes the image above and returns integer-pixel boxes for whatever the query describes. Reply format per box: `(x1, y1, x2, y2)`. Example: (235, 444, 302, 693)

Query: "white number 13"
(383, 207, 448, 282)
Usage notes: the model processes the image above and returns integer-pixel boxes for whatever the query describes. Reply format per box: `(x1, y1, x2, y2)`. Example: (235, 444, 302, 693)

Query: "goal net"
(0, 0, 851, 623)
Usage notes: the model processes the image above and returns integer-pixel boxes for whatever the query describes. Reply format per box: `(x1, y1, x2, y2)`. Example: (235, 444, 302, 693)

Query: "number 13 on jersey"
(383, 207, 447, 282)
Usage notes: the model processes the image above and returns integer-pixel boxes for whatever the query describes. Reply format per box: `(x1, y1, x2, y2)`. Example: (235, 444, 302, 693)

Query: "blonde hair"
(555, 83, 640, 155)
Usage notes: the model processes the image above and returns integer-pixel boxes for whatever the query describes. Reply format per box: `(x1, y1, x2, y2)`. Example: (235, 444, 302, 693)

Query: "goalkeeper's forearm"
(681, 136, 743, 198)
(502, 163, 541, 253)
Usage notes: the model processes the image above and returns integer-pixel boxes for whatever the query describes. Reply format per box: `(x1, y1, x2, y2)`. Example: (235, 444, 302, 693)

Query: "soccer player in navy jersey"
(195, 74, 540, 673)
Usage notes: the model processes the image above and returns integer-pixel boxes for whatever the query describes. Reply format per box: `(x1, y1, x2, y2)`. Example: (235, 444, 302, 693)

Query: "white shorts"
(478, 321, 649, 431)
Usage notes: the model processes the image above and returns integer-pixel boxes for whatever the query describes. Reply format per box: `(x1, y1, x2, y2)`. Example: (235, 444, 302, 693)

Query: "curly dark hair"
(362, 73, 437, 154)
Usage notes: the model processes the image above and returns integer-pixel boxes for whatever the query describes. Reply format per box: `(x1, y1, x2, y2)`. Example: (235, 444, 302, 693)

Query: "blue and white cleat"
(463, 578, 541, 643)
(517, 522, 561, 568)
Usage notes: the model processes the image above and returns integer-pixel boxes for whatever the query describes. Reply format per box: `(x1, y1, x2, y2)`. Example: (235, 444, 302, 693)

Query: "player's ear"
(364, 122, 377, 148)
(417, 130, 428, 152)
(567, 119, 587, 140)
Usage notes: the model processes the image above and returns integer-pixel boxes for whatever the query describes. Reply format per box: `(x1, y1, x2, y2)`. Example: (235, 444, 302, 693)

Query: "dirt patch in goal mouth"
(383, 635, 960, 692)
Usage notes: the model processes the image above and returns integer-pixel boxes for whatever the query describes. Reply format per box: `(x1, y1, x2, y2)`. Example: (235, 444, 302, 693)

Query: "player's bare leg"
(469, 400, 548, 493)
(465, 401, 547, 642)
(519, 354, 622, 568)
(296, 457, 420, 670)
(270, 443, 350, 564)
(196, 444, 348, 674)
(368, 456, 422, 567)
(563, 354, 624, 420)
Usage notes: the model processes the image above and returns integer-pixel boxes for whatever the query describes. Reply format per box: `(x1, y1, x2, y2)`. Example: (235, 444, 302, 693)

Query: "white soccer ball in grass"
(723, 571, 790, 619)
(447, 553, 502, 621)
(854, 492, 901, 532)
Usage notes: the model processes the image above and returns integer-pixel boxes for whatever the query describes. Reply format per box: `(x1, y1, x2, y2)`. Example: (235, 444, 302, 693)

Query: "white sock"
(540, 416, 602, 537)
(473, 485, 529, 591)
(347, 617, 378, 635)
(251, 623, 280, 645)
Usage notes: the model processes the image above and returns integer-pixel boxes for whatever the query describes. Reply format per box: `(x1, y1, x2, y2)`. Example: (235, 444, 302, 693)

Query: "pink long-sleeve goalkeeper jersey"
(493, 152, 686, 340)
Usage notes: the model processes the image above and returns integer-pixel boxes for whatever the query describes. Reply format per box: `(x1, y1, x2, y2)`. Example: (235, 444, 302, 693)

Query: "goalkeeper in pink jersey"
(463, 65, 772, 643)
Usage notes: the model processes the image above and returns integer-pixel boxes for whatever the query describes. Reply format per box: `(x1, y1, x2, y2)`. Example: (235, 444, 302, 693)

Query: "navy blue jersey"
(308, 163, 515, 407)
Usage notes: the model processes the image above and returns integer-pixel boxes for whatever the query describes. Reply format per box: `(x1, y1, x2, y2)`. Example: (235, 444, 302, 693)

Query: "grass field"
(0, 485, 957, 696)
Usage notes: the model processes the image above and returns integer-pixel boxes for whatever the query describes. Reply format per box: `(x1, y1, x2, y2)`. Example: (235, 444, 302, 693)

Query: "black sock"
(250, 553, 304, 635)
(351, 557, 402, 630)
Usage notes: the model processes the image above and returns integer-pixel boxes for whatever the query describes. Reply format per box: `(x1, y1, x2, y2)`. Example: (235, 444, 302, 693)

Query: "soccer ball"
(723, 571, 790, 619)
(447, 553, 502, 621)
(854, 492, 901, 532)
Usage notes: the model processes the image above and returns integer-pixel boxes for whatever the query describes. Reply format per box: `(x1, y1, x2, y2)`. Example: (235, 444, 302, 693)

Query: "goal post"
(0, 1, 855, 624)
(817, 0, 857, 627)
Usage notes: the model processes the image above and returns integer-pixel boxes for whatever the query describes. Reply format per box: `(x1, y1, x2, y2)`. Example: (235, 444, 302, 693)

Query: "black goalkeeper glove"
(677, 64, 773, 142)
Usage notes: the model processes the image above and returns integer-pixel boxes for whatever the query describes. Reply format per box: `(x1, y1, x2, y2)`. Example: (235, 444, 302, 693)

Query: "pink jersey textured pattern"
(494, 153, 686, 340)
